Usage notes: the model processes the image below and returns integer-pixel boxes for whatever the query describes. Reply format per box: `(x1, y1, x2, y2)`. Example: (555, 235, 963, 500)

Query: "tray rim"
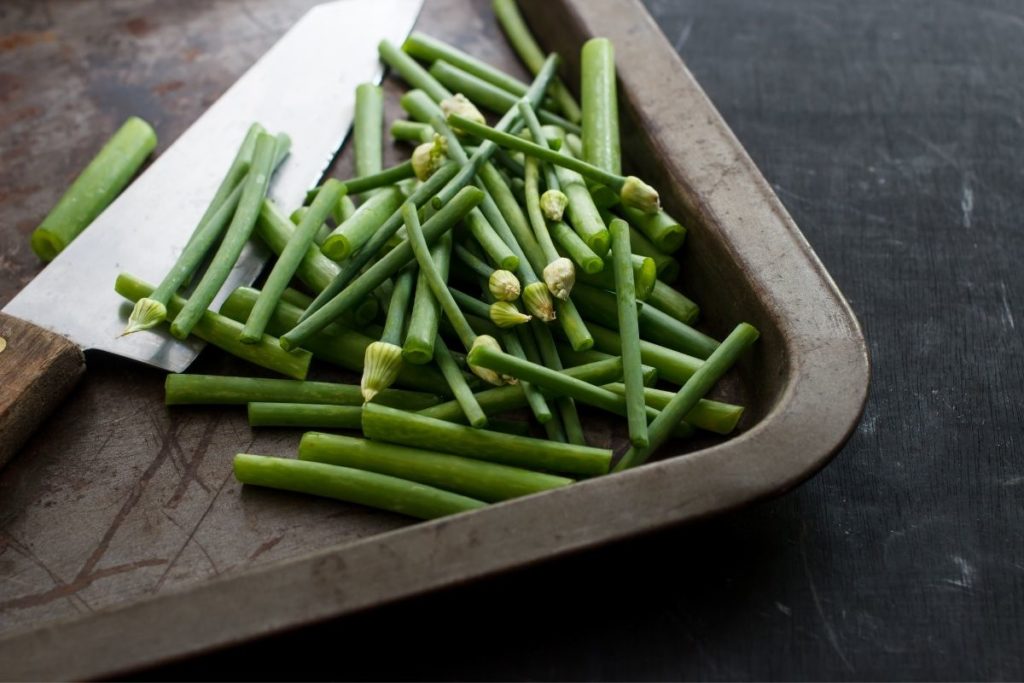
(0, 0, 870, 677)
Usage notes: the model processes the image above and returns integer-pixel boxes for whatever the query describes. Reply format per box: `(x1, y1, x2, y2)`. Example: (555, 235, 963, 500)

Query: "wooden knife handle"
(0, 312, 86, 468)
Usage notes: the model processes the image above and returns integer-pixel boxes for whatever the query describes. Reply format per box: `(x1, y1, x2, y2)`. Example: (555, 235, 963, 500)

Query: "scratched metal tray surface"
(0, 0, 868, 678)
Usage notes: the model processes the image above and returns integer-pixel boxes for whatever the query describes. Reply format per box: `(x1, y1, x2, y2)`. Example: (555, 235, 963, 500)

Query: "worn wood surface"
(0, 0, 1015, 681)
(0, 313, 85, 468)
(0, 0, 461, 639)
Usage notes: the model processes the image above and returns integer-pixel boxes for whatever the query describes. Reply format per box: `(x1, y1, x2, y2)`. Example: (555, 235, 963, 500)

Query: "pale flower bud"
(522, 281, 556, 322)
(361, 341, 404, 402)
(488, 269, 521, 302)
(489, 301, 532, 328)
(620, 176, 661, 215)
(441, 94, 486, 134)
(543, 257, 576, 300)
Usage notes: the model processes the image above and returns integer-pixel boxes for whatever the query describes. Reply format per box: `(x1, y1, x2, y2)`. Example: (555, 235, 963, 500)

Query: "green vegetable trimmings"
(33, 117, 157, 261)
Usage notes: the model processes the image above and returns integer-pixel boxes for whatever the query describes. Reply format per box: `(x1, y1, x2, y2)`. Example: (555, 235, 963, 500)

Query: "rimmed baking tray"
(0, 0, 868, 678)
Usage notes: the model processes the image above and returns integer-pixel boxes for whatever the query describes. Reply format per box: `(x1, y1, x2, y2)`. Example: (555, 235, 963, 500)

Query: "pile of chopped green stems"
(118, 0, 759, 521)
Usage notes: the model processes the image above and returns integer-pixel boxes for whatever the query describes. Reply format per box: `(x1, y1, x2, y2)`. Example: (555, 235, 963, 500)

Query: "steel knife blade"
(0, 0, 422, 468)
(2, 0, 422, 372)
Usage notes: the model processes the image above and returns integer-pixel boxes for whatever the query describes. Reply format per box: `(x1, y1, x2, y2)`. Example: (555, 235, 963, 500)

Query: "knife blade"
(0, 0, 423, 466)
(4, 0, 422, 370)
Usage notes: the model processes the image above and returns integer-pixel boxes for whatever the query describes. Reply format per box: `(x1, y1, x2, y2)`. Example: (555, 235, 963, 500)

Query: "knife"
(0, 0, 424, 468)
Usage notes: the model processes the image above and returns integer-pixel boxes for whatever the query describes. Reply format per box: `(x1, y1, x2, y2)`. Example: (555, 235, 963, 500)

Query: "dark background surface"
(4, 0, 1023, 679)
(147, 1, 1023, 679)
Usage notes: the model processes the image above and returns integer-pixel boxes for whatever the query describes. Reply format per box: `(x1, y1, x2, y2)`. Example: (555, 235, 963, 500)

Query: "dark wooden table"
(2, 0, 1021, 679)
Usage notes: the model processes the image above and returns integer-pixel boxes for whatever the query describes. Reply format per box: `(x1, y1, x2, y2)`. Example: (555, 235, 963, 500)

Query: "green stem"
(363, 403, 611, 476)
(609, 218, 648, 447)
(491, 0, 582, 123)
(465, 208, 519, 271)
(253, 402, 529, 434)
(165, 374, 438, 409)
(564, 132, 583, 158)
(328, 160, 417, 197)
(123, 124, 261, 334)
(241, 180, 346, 343)
(116, 273, 310, 379)
(603, 384, 744, 435)
(379, 39, 452, 102)
(450, 288, 492, 319)
(426, 54, 562, 209)
(620, 219, 680, 283)
(468, 343, 634, 417)
(399, 88, 447, 127)
(281, 186, 483, 350)
(576, 253, 656, 300)
(234, 453, 485, 520)
(477, 161, 545, 269)
(585, 320, 702, 386)
(404, 232, 453, 364)
(429, 60, 580, 133)
(563, 178, 610, 255)
(279, 287, 377, 329)
(220, 286, 449, 394)
(335, 195, 357, 224)
(553, 298, 594, 352)
(451, 311, 501, 339)
(391, 119, 434, 144)
(434, 335, 488, 427)
(617, 206, 687, 253)
(418, 107, 542, 288)
(448, 114, 662, 215)
(32, 116, 157, 261)
(535, 124, 612, 257)
(247, 402, 362, 429)
(311, 188, 409, 253)
(481, 284, 552, 424)
(299, 163, 458, 322)
(255, 199, 357, 319)
(123, 180, 245, 335)
(556, 345, 659, 387)
(505, 326, 553, 424)
(563, 283, 645, 330)
(572, 283, 718, 358)
(529, 320, 586, 445)
(446, 113, 624, 188)
(523, 156, 561, 263)
(300, 432, 571, 503)
(614, 323, 759, 471)
(514, 103, 565, 216)
(354, 83, 384, 184)
(292, 207, 332, 247)
(171, 133, 285, 339)
(550, 220, 604, 274)
(470, 144, 589, 346)
(401, 203, 477, 350)
(557, 343, 615, 368)
(639, 298, 717, 358)
(404, 69, 560, 326)
(543, 414, 567, 442)
(468, 342, 696, 437)
(402, 31, 556, 112)
(454, 242, 497, 279)
(252, 403, 524, 436)
(382, 266, 416, 345)
(648, 281, 700, 326)
(581, 38, 621, 175)
(419, 357, 624, 423)
(493, 148, 526, 179)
